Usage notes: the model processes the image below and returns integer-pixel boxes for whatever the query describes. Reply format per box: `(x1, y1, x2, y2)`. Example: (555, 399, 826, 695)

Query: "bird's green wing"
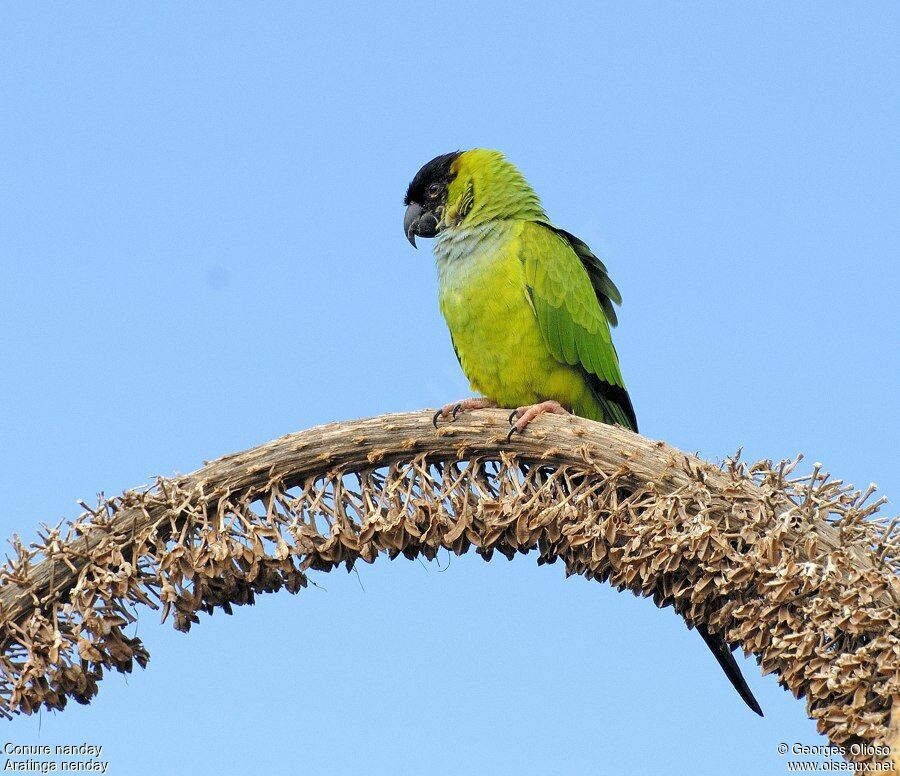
(543, 224, 623, 327)
(519, 221, 637, 430)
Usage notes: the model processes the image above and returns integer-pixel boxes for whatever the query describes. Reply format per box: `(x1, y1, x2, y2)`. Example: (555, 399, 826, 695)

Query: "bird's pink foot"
(507, 400, 569, 440)
(432, 397, 498, 427)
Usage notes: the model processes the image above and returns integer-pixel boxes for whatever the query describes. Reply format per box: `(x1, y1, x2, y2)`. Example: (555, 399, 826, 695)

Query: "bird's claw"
(433, 398, 498, 428)
(505, 409, 521, 441)
(503, 401, 568, 442)
(433, 402, 463, 428)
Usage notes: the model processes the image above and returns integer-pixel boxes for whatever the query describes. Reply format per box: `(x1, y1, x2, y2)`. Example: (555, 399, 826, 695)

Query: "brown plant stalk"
(0, 410, 897, 767)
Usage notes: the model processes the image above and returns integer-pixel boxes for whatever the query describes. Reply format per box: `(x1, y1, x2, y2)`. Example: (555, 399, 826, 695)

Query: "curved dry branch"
(0, 410, 897, 767)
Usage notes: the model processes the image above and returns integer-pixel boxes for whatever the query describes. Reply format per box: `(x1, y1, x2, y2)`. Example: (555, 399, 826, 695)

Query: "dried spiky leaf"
(0, 410, 897, 768)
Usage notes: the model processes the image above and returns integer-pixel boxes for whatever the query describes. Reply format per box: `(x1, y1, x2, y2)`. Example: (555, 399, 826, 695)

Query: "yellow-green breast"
(435, 221, 602, 419)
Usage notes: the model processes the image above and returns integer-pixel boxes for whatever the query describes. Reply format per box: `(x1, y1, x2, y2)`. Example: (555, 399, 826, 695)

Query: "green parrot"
(403, 148, 763, 717)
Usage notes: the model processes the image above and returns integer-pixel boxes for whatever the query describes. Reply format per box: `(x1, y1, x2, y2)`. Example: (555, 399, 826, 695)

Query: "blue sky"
(1, 3, 897, 774)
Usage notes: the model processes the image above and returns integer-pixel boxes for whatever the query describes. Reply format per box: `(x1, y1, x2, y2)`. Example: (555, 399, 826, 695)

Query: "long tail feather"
(696, 623, 764, 716)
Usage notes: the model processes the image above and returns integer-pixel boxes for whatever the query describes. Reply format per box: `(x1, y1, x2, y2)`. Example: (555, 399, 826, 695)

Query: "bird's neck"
(433, 220, 517, 279)
(450, 150, 547, 227)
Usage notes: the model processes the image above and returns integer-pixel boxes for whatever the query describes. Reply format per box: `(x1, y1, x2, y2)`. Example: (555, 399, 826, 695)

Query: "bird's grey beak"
(404, 202, 439, 248)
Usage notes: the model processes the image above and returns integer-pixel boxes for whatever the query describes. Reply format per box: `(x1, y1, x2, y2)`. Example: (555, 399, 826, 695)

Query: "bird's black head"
(403, 151, 461, 247)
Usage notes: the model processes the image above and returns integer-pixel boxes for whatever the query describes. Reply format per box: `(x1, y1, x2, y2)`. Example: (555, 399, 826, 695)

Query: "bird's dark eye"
(427, 183, 441, 199)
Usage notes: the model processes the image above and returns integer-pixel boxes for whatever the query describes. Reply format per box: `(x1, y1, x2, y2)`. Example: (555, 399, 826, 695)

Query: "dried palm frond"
(0, 410, 897, 768)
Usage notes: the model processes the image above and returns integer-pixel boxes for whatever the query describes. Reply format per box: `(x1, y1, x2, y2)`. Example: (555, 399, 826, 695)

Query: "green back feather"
(520, 222, 637, 431)
(545, 226, 623, 327)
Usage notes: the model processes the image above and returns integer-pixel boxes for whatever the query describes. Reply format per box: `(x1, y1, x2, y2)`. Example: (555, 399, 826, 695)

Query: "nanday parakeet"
(403, 148, 764, 717)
